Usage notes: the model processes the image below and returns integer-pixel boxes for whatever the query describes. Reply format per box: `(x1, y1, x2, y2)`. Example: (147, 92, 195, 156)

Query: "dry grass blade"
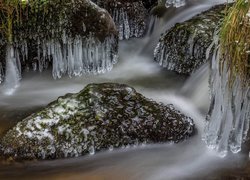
(220, 0, 250, 87)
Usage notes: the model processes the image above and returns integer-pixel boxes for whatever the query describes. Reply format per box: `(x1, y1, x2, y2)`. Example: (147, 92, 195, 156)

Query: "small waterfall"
(203, 39, 250, 157)
(179, 63, 210, 113)
(146, 16, 162, 37)
(2, 45, 21, 95)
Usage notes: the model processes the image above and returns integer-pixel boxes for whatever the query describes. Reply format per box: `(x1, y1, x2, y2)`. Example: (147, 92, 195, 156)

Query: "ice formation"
(0, 0, 119, 86)
(165, 0, 186, 8)
(2, 45, 22, 95)
(111, 7, 146, 40)
(0, 35, 117, 86)
(45, 35, 118, 79)
(94, 1, 147, 40)
(203, 36, 250, 157)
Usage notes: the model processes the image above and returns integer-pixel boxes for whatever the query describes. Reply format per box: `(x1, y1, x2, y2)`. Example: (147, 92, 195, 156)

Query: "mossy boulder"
(154, 4, 227, 74)
(95, 0, 148, 40)
(0, 83, 194, 160)
(0, 0, 118, 81)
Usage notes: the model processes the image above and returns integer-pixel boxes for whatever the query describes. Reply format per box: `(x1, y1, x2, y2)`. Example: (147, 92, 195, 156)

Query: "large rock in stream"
(0, 83, 194, 160)
(154, 4, 227, 74)
(0, 0, 118, 83)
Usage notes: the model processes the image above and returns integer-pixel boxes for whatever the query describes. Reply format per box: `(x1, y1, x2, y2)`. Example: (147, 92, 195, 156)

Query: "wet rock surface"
(154, 4, 227, 74)
(95, 0, 148, 40)
(0, 83, 194, 160)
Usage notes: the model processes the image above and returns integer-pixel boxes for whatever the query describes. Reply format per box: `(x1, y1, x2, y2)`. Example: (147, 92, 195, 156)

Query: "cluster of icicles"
(112, 7, 145, 40)
(0, 34, 118, 90)
(203, 35, 250, 157)
(165, 0, 186, 8)
(154, 39, 185, 73)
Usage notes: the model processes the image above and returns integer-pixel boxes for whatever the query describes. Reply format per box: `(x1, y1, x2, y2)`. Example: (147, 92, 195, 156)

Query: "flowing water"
(0, 0, 248, 179)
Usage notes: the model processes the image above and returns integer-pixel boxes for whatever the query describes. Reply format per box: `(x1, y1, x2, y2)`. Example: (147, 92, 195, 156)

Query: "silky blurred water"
(0, 0, 245, 179)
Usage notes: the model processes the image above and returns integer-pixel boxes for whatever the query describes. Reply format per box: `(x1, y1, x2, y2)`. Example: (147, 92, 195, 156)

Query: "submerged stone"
(0, 83, 194, 160)
(154, 4, 227, 74)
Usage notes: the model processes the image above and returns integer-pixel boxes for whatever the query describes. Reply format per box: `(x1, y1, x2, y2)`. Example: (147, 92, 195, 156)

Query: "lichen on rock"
(0, 83, 194, 160)
(154, 4, 227, 74)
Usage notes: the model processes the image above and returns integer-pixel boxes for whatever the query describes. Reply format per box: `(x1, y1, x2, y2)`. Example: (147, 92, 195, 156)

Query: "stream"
(0, 0, 248, 179)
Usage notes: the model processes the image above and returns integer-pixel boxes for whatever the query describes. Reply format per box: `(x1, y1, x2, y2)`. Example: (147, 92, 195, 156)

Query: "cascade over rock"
(94, 0, 148, 40)
(154, 4, 227, 74)
(0, 0, 118, 85)
(0, 83, 194, 160)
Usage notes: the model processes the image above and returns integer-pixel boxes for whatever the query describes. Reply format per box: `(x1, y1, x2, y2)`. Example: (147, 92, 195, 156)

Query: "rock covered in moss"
(95, 0, 148, 40)
(0, 83, 194, 160)
(154, 4, 227, 74)
(0, 0, 118, 83)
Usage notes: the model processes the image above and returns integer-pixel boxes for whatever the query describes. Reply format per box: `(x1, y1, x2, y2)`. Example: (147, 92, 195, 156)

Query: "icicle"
(2, 45, 22, 95)
(0, 62, 4, 84)
(109, 7, 145, 40)
(116, 8, 130, 40)
(203, 35, 250, 156)
(42, 35, 118, 79)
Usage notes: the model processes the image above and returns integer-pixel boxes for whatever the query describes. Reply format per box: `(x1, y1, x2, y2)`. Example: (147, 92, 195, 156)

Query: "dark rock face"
(142, 0, 158, 11)
(0, 0, 118, 83)
(0, 83, 194, 160)
(154, 4, 227, 74)
(95, 0, 148, 40)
